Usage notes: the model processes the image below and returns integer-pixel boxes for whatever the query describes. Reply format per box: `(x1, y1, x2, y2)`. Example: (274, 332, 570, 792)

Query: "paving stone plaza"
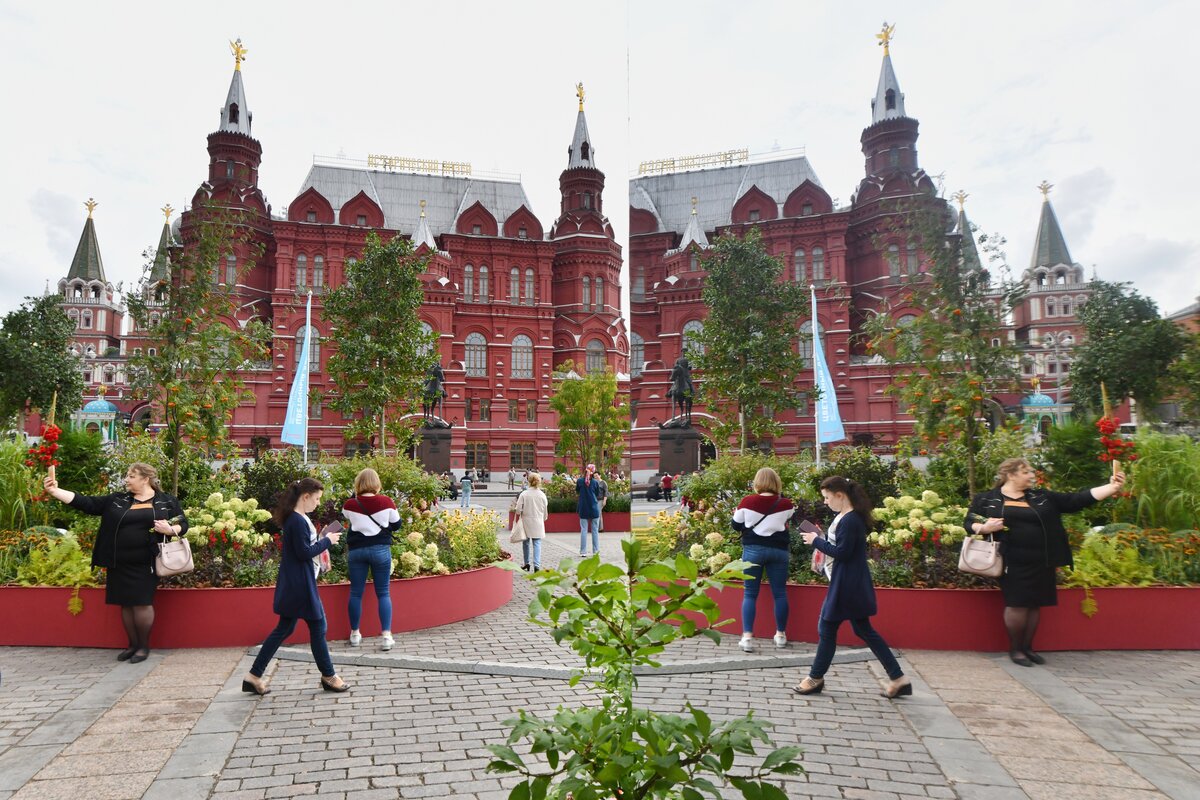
(1, 499, 1198, 799)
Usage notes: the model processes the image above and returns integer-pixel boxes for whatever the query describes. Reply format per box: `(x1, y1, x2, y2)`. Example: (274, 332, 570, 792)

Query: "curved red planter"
(713, 583, 1200, 651)
(0, 563, 512, 649)
(515, 512, 632, 533)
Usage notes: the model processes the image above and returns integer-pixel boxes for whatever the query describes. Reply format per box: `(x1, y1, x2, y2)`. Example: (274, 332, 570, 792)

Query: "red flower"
(903, 541, 914, 550)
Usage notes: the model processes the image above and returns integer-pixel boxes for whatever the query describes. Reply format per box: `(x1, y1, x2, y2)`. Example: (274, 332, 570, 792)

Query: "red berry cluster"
(1096, 415, 1136, 464)
(25, 424, 61, 469)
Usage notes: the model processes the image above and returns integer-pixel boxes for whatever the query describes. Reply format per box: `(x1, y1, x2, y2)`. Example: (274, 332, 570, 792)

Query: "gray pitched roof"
(871, 54, 907, 123)
(297, 163, 535, 236)
(955, 208, 981, 270)
(219, 69, 252, 135)
(67, 217, 106, 282)
(149, 222, 173, 283)
(630, 153, 822, 236)
(1030, 198, 1074, 269)
(567, 109, 595, 169)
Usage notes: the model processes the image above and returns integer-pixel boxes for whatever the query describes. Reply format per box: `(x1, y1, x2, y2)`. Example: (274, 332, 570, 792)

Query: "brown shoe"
(241, 673, 270, 696)
(320, 675, 350, 693)
(880, 676, 912, 698)
(792, 676, 824, 695)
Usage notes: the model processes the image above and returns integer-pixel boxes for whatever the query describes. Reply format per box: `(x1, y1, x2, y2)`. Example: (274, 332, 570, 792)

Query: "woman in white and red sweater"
(731, 467, 796, 653)
(341, 468, 402, 650)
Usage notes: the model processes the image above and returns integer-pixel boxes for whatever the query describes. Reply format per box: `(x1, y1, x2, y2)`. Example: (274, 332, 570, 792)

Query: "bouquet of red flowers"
(25, 423, 61, 502)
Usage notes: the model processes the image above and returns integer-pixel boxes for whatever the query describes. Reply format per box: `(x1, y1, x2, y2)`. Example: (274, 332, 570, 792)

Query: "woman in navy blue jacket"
(243, 477, 349, 695)
(795, 475, 911, 699)
(576, 464, 602, 556)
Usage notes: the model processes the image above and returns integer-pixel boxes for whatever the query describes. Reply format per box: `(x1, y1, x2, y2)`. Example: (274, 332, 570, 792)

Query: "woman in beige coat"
(516, 472, 549, 571)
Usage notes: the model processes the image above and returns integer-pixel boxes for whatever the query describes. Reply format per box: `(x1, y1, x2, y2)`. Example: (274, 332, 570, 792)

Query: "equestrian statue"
(421, 363, 448, 426)
(664, 356, 694, 427)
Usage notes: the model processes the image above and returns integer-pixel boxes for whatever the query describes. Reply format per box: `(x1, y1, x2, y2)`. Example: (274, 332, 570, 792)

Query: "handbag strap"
(750, 495, 786, 534)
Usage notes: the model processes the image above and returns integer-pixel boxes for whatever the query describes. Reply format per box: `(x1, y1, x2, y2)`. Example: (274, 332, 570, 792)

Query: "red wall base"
(0, 564, 512, 649)
(526, 512, 632, 533)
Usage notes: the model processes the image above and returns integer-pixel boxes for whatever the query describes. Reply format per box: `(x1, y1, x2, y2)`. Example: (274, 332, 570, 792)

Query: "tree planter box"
(542, 512, 632, 533)
(707, 583, 1200, 651)
(0, 563, 512, 649)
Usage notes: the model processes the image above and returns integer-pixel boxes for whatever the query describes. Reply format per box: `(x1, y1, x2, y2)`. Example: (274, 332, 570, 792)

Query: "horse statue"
(421, 363, 447, 425)
(665, 356, 694, 427)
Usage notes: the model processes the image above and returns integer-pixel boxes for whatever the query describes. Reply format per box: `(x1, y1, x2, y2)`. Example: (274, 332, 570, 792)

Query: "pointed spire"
(870, 22, 907, 123)
(149, 205, 175, 283)
(411, 199, 438, 252)
(219, 38, 253, 135)
(951, 191, 981, 270)
(667, 197, 711, 256)
(567, 82, 595, 169)
(1030, 181, 1073, 269)
(67, 199, 106, 282)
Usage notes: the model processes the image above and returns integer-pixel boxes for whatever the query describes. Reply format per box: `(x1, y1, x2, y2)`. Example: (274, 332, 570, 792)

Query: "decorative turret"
(666, 197, 711, 256)
(219, 38, 253, 135)
(553, 82, 610, 232)
(567, 82, 596, 170)
(197, 38, 265, 209)
(411, 200, 441, 253)
(66, 198, 107, 283)
(149, 204, 174, 284)
(870, 23, 907, 123)
(951, 191, 981, 271)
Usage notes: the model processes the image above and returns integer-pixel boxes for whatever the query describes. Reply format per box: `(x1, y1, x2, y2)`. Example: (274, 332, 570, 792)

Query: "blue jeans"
(809, 616, 903, 680)
(460, 484, 472, 507)
(251, 614, 335, 678)
(579, 517, 599, 554)
(741, 543, 790, 633)
(347, 543, 393, 631)
(521, 537, 542, 569)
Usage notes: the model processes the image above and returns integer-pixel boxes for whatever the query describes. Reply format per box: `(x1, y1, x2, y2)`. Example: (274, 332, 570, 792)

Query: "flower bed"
(0, 562, 512, 648)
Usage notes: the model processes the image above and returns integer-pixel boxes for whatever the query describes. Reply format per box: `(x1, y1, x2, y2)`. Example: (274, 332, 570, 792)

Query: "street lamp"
(1041, 333, 1074, 407)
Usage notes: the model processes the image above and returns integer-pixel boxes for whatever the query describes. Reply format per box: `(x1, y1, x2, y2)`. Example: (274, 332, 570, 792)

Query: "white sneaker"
(380, 633, 394, 651)
(774, 633, 788, 649)
(348, 631, 362, 647)
(739, 637, 755, 653)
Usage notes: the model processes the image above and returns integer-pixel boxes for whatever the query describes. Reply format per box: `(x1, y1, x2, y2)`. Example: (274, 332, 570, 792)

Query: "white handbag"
(509, 516, 527, 543)
(958, 534, 1003, 577)
(155, 537, 194, 577)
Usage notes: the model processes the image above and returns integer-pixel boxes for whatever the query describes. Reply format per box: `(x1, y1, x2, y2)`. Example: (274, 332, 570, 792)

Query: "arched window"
(585, 339, 606, 374)
(1055, 269, 1067, 285)
(812, 247, 825, 282)
(313, 255, 324, 288)
(72, 283, 83, 299)
(799, 320, 825, 366)
(294, 325, 320, 372)
(510, 267, 520, 303)
(794, 249, 806, 283)
(92, 285, 101, 298)
(887, 244, 901, 278)
(582, 192, 592, 209)
(103, 365, 116, 384)
(465, 332, 487, 377)
(906, 242, 919, 275)
(67, 309, 79, 328)
(632, 264, 645, 301)
(631, 332, 644, 378)
(682, 320, 705, 356)
(582, 276, 591, 310)
(418, 322, 434, 359)
(81, 310, 93, 329)
(1061, 298, 1072, 316)
(524, 268, 535, 305)
(896, 314, 919, 350)
(154, 285, 166, 303)
(296, 254, 307, 288)
(463, 265, 473, 301)
(594, 277, 604, 311)
(1046, 298, 1057, 317)
(477, 265, 489, 302)
(1036, 270, 1048, 287)
(225, 254, 237, 285)
(511, 335, 533, 379)
(689, 252, 699, 271)
(885, 89, 896, 111)
(149, 312, 160, 328)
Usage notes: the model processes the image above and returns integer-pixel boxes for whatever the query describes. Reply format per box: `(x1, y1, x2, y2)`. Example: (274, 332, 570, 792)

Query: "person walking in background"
(243, 477, 349, 695)
(576, 464, 602, 556)
(731, 467, 795, 654)
(342, 468, 401, 651)
(594, 471, 609, 532)
(42, 463, 187, 664)
(460, 470, 473, 508)
(508, 468, 516, 490)
(661, 472, 674, 502)
(967, 458, 1126, 667)
(796, 476, 910, 699)
(515, 472, 549, 570)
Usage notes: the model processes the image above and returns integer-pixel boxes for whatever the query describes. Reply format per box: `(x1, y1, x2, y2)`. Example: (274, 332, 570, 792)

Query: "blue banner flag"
(811, 286, 845, 444)
(281, 292, 312, 447)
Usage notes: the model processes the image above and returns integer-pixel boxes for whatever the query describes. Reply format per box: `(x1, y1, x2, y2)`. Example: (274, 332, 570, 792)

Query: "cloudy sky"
(2, 0, 1196, 319)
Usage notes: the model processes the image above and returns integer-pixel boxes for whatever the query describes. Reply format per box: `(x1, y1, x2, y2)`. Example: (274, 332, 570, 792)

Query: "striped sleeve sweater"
(341, 494, 402, 550)
(731, 493, 796, 550)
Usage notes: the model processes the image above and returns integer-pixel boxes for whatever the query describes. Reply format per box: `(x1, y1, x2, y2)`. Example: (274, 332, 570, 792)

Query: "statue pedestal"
(416, 426, 452, 474)
(659, 426, 701, 476)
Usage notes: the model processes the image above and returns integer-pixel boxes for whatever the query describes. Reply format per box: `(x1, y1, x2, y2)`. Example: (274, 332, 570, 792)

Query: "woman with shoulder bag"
(966, 458, 1125, 667)
(243, 477, 349, 695)
(42, 462, 187, 664)
(731, 467, 796, 653)
(515, 472, 548, 571)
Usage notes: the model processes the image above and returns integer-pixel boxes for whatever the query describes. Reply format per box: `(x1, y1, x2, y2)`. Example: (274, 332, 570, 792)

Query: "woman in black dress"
(43, 463, 187, 663)
(966, 458, 1125, 666)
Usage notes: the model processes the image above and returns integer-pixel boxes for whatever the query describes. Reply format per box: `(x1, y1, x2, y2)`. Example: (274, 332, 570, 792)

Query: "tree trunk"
(964, 418, 977, 497)
(738, 408, 747, 455)
(378, 409, 386, 457)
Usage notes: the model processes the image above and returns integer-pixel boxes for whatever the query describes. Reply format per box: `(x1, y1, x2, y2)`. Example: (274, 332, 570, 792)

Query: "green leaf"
(761, 746, 802, 771)
(676, 553, 699, 580)
(507, 781, 531, 800)
(759, 784, 789, 800)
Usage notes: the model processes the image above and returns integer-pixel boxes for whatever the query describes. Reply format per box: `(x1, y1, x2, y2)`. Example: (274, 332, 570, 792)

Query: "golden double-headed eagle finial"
(877, 22, 896, 55)
(1038, 180, 1053, 199)
(162, 204, 175, 223)
(230, 38, 248, 71)
(576, 82, 585, 111)
(951, 190, 968, 211)
(420, 199, 427, 219)
(85, 198, 98, 218)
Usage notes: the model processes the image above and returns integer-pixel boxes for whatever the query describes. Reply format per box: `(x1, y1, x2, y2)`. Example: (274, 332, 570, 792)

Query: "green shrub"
(317, 452, 442, 509)
(0, 440, 37, 531)
(1036, 419, 1108, 493)
(1062, 532, 1155, 588)
(1127, 431, 1200, 531)
(810, 446, 902, 509)
(679, 452, 817, 509)
(54, 429, 111, 495)
(924, 426, 1026, 503)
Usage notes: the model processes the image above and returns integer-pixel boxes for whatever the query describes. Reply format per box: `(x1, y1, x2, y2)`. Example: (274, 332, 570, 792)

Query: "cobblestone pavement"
(1, 529, 1197, 799)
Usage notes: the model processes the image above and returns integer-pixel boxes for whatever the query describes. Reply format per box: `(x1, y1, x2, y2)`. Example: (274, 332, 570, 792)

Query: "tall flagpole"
(302, 290, 311, 465)
(811, 284, 821, 468)
(281, 290, 313, 462)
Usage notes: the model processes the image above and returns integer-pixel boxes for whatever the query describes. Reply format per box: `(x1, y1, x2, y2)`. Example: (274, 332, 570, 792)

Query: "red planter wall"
(713, 584, 1200, 651)
(0, 564, 512, 649)
(543, 512, 632, 533)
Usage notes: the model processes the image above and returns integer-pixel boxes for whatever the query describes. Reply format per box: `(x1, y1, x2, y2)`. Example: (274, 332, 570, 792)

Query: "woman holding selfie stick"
(243, 477, 349, 695)
(795, 475, 910, 698)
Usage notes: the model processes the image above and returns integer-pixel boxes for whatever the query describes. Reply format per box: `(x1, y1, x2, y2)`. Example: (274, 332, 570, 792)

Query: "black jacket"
(69, 491, 189, 569)
(965, 487, 1097, 569)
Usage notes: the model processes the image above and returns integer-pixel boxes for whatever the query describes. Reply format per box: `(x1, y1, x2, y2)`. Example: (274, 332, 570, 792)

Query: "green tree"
(0, 295, 84, 431)
(322, 232, 436, 454)
(690, 228, 810, 453)
(864, 205, 1026, 496)
(1070, 281, 1185, 419)
(125, 210, 272, 494)
(1168, 331, 1200, 420)
(549, 360, 630, 473)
